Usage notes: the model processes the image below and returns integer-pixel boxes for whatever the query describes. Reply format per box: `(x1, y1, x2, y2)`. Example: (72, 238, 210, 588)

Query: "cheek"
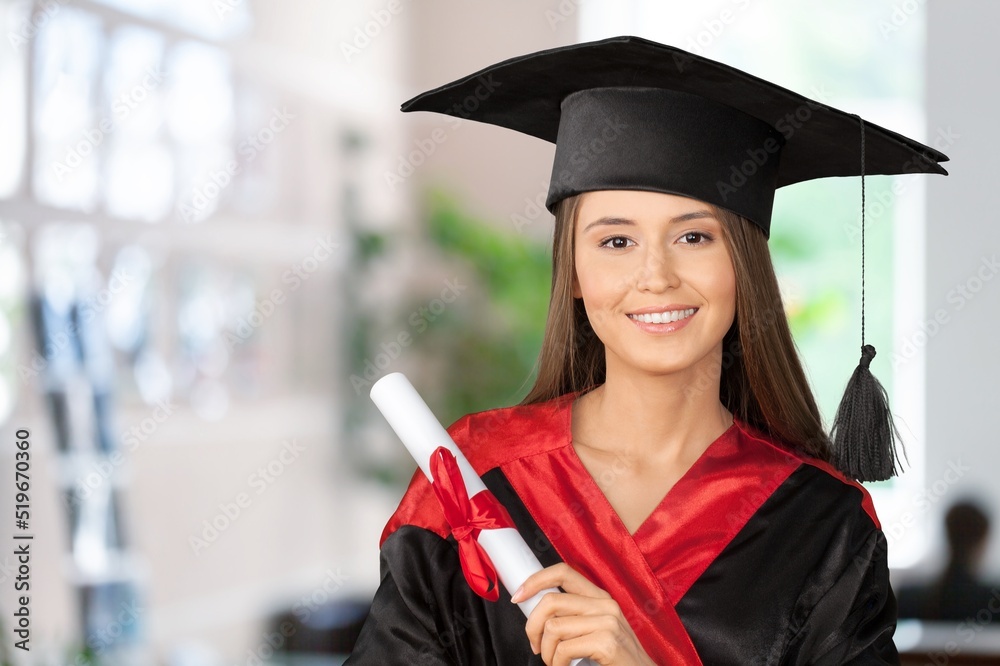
(715, 264, 736, 299)
(681, 251, 736, 317)
(573, 251, 598, 301)
(575, 272, 603, 308)
(573, 256, 627, 332)
(574, 255, 627, 306)
(709, 262, 737, 318)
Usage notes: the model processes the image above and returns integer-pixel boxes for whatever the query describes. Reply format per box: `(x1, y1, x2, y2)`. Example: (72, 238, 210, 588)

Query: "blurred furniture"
(267, 598, 370, 664)
(898, 620, 1000, 665)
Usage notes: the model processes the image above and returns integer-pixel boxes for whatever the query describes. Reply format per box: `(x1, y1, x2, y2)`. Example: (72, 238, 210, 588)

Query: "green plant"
(416, 188, 552, 424)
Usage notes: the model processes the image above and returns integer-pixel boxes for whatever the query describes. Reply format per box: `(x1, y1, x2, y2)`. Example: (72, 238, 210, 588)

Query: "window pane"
(91, 0, 252, 40)
(103, 26, 173, 221)
(0, 222, 25, 427)
(0, 3, 27, 197)
(231, 86, 284, 218)
(32, 8, 104, 210)
(164, 41, 234, 223)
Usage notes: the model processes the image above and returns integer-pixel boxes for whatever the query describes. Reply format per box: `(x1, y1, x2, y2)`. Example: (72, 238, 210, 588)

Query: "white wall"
(405, 1, 577, 241)
(918, 0, 1000, 580)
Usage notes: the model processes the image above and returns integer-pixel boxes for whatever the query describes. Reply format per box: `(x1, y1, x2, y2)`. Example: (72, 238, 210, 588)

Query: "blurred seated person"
(898, 499, 1000, 621)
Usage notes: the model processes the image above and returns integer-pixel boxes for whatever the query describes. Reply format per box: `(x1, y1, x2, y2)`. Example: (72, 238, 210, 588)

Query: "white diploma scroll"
(370, 372, 596, 666)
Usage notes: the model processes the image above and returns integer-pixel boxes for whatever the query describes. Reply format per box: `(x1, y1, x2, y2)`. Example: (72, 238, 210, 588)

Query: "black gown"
(346, 391, 899, 665)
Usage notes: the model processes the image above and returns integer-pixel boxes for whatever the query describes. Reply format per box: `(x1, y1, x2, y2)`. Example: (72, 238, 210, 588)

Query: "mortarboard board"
(399, 35, 950, 482)
(400, 35, 947, 236)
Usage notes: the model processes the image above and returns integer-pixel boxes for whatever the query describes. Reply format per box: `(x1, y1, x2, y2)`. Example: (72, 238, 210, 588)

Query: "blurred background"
(0, 0, 996, 664)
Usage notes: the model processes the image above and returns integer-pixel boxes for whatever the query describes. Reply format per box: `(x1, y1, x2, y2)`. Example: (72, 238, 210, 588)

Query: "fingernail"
(530, 639, 538, 654)
(510, 585, 524, 603)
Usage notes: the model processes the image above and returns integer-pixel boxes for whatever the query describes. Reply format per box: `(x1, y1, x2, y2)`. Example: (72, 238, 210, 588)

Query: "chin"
(614, 356, 698, 377)
(609, 346, 721, 380)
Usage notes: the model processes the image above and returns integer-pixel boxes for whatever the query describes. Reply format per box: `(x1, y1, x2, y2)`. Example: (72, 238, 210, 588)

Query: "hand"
(510, 562, 656, 666)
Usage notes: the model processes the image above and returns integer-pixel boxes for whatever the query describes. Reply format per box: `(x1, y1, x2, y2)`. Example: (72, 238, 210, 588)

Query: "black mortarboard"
(400, 35, 947, 236)
(399, 35, 950, 481)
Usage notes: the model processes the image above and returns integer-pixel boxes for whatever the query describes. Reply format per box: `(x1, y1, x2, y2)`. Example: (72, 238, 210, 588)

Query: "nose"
(634, 245, 678, 292)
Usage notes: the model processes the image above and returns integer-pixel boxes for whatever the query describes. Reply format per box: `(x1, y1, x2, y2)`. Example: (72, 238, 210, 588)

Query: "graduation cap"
(400, 35, 950, 482)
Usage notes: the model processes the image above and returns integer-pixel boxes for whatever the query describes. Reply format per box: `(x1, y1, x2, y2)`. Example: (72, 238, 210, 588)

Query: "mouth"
(626, 307, 698, 324)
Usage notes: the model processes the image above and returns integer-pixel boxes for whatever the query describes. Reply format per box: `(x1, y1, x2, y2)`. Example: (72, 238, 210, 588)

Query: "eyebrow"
(581, 209, 717, 234)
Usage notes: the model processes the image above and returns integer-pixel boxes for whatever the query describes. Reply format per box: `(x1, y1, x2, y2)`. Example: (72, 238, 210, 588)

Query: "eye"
(599, 235, 635, 249)
(679, 231, 713, 245)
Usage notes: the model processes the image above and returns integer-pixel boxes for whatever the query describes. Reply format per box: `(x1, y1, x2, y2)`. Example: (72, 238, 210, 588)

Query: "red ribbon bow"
(429, 446, 515, 601)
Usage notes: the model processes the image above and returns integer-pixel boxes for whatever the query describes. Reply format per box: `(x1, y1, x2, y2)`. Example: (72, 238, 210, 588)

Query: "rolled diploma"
(371, 372, 595, 666)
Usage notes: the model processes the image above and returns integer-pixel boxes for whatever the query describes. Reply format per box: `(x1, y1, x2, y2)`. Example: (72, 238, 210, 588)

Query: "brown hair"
(520, 193, 831, 461)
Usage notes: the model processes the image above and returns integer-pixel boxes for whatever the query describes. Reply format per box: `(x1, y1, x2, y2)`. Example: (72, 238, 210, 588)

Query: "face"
(572, 190, 737, 379)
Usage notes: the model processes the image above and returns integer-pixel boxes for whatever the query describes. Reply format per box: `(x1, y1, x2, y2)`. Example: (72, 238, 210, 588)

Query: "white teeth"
(628, 308, 696, 324)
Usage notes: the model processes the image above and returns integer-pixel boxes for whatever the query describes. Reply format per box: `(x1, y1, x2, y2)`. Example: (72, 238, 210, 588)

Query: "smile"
(626, 308, 697, 324)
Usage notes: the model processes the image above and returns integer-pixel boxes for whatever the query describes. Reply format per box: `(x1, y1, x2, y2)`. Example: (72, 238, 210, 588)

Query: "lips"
(626, 307, 698, 324)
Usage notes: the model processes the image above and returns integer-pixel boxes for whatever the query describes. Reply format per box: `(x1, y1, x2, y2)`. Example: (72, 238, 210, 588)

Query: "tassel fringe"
(831, 344, 907, 482)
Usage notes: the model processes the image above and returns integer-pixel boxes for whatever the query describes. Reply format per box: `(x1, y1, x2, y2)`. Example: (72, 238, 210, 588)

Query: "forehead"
(575, 190, 719, 227)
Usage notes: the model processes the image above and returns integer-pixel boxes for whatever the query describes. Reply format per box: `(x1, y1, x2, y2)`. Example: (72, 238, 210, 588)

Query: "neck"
(574, 347, 734, 464)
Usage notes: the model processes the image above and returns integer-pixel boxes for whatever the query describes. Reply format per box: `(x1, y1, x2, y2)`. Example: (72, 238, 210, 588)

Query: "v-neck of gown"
(486, 389, 806, 652)
(564, 391, 740, 541)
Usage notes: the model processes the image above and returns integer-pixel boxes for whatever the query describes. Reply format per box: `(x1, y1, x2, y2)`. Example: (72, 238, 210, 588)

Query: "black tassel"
(831, 344, 906, 482)
(830, 116, 906, 482)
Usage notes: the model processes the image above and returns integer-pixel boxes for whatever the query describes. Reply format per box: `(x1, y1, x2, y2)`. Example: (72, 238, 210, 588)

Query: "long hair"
(520, 193, 831, 461)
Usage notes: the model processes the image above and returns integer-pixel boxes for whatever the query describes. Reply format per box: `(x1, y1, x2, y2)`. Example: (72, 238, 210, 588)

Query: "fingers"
(536, 614, 625, 666)
(524, 591, 622, 653)
(513, 563, 650, 665)
(511, 562, 611, 604)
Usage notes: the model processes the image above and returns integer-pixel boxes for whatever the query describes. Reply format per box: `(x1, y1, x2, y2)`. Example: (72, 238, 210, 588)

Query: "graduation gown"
(346, 392, 899, 665)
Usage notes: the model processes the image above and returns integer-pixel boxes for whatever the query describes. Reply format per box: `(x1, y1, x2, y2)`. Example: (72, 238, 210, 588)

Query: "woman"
(346, 36, 947, 665)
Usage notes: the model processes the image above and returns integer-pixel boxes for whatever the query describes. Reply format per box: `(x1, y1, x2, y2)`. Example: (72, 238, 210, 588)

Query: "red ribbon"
(429, 446, 515, 601)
